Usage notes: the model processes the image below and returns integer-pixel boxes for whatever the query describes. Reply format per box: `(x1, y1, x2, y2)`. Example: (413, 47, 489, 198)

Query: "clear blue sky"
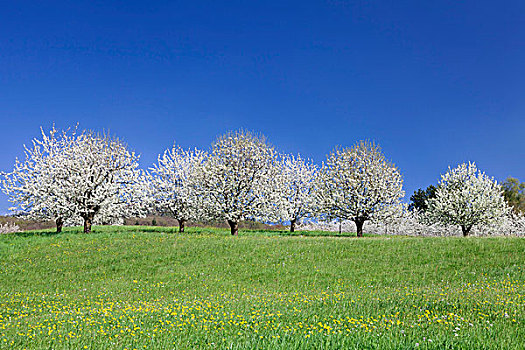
(1, 1, 524, 213)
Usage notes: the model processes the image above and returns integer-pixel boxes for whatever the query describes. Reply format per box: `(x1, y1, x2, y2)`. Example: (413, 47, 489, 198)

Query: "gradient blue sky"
(1, 0, 524, 213)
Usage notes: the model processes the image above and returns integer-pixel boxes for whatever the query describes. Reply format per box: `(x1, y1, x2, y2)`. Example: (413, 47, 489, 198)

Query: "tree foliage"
(57, 131, 144, 233)
(148, 145, 207, 232)
(408, 185, 437, 212)
(1, 127, 77, 232)
(317, 141, 404, 237)
(427, 162, 508, 236)
(276, 154, 319, 232)
(4, 126, 523, 238)
(502, 177, 525, 214)
(1, 127, 144, 233)
(197, 130, 280, 235)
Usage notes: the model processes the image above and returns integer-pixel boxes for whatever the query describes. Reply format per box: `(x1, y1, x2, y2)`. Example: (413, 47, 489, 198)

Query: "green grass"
(0, 226, 524, 349)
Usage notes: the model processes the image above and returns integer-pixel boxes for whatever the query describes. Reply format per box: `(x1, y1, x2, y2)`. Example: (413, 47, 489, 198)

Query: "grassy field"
(0, 226, 524, 349)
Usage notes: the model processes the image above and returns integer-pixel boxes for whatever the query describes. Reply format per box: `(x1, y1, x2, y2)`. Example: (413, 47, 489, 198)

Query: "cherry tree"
(427, 162, 508, 236)
(0, 222, 20, 234)
(317, 141, 404, 237)
(148, 145, 207, 232)
(2, 127, 144, 233)
(198, 130, 279, 235)
(54, 131, 144, 233)
(277, 154, 319, 232)
(1, 127, 78, 232)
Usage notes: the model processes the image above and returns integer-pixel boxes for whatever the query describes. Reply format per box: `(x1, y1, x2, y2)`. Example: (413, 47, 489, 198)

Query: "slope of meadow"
(0, 226, 524, 349)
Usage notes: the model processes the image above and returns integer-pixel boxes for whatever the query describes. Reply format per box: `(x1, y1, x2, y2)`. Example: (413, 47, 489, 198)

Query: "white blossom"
(1, 126, 78, 231)
(298, 209, 525, 237)
(0, 222, 20, 234)
(426, 162, 509, 236)
(55, 131, 144, 232)
(2, 127, 144, 233)
(197, 130, 280, 235)
(276, 154, 319, 232)
(317, 140, 404, 237)
(147, 145, 207, 232)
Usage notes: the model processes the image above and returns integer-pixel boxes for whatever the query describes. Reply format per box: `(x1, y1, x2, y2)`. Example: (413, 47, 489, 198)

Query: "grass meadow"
(0, 226, 524, 349)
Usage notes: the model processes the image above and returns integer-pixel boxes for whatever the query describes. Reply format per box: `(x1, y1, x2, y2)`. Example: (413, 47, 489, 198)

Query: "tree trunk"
(355, 218, 365, 237)
(339, 221, 342, 234)
(461, 225, 472, 237)
(83, 215, 94, 233)
(55, 217, 64, 233)
(228, 220, 239, 236)
(290, 219, 296, 233)
(178, 219, 186, 233)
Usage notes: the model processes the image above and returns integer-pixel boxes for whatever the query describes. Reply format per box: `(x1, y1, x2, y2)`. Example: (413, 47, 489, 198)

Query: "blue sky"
(1, 0, 524, 213)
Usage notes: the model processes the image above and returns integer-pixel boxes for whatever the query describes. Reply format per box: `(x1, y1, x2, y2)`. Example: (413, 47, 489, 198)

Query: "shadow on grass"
(7, 225, 366, 239)
(234, 229, 363, 238)
(8, 225, 222, 238)
(11, 226, 86, 238)
(12, 230, 62, 238)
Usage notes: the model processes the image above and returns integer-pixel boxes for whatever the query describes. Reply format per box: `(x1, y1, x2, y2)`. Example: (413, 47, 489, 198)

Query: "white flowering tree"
(298, 208, 525, 237)
(148, 145, 207, 232)
(0, 222, 20, 234)
(2, 127, 144, 233)
(317, 141, 404, 237)
(198, 130, 279, 235)
(1, 127, 78, 232)
(427, 162, 508, 236)
(54, 131, 144, 233)
(277, 154, 319, 232)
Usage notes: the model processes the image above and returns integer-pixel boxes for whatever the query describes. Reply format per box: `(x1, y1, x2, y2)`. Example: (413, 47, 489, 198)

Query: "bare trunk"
(228, 220, 239, 236)
(83, 214, 94, 233)
(290, 219, 296, 233)
(355, 218, 365, 237)
(81, 205, 99, 234)
(461, 225, 472, 237)
(339, 221, 342, 234)
(178, 219, 186, 233)
(56, 217, 64, 233)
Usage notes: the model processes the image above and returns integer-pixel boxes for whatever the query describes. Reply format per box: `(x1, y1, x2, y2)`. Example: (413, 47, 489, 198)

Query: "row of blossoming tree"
(1, 126, 518, 236)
